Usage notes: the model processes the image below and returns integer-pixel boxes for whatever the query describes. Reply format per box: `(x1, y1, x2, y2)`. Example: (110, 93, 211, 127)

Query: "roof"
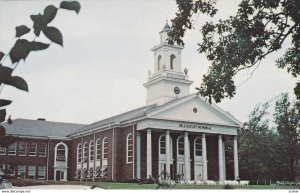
(1, 119, 86, 138)
(69, 104, 157, 136)
(160, 21, 171, 33)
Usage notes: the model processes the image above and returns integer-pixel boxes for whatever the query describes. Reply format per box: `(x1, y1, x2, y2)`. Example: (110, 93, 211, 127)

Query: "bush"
(223, 184, 234, 189)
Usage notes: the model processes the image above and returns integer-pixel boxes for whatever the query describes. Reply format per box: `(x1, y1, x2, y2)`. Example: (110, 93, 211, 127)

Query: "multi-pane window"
(77, 143, 82, 163)
(8, 142, 17, 155)
(38, 166, 46, 179)
(89, 141, 94, 161)
(38, 142, 47, 157)
(177, 136, 184, 155)
(18, 142, 27, 156)
(194, 137, 202, 156)
(127, 133, 133, 163)
(17, 165, 26, 177)
(160, 136, 166, 154)
(96, 139, 101, 160)
(28, 165, 36, 179)
(56, 145, 65, 161)
(102, 138, 108, 159)
(83, 142, 88, 162)
(7, 164, 16, 177)
(0, 145, 6, 155)
(29, 142, 37, 156)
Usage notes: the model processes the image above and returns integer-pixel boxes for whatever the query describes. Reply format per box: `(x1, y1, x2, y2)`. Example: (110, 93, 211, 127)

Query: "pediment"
(147, 95, 241, 127)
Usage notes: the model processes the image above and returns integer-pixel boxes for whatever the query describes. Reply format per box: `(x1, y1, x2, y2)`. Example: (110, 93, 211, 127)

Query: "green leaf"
(9, 39, 31, 63)
(0, 52, 4, 61)
(30, 41, 50, 51)
(60, 1, 81, 14)
(30, 14, 47, 36)
(5, 76, 28, 92)
(43, 5, 58, 24)
(15, 25, 31, 38)
(0, 109, 6, 123)
(43, 26, 63, 46)
(0, 99, 12, 107)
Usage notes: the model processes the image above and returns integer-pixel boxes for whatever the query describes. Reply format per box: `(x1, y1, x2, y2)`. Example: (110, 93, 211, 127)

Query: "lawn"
(11, 179, 300, 189)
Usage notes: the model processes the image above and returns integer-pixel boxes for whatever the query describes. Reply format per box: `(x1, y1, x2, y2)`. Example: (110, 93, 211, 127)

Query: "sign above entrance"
(179, 123, 211, 130)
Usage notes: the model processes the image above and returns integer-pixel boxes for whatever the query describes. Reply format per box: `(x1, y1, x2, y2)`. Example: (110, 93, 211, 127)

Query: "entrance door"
(56, 171, 60, 181)
(194, 164, 203, 180)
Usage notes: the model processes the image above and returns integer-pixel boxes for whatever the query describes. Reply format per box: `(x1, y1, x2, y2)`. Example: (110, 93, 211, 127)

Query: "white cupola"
(144, 21, 193, 106)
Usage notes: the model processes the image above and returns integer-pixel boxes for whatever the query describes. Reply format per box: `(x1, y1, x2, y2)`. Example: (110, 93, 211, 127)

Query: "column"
(218, 135, 224, 182)
(147, 128, 152, 177)
(222, 140, 226, 180)
(136, 132, 141, 179)
(202, 133, 207, 181)
(233, 136, 239, 180)
(184, 131, 190, 181)
(165, 130, 171, 176)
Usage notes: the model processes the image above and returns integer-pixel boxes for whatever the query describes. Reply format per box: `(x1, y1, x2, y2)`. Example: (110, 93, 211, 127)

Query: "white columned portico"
(184, 131, 190, 180)
(136, 132, 141, 179)
(202, 133, 207, 181)
(218, 135, 225, 182)
(233, 136, 239, 179)
(165, 130, 171, 175)
(147, 128, 152, 177)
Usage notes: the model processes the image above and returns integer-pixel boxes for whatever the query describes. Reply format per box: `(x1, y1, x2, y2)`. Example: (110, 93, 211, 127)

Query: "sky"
(0, 0, 297, 124)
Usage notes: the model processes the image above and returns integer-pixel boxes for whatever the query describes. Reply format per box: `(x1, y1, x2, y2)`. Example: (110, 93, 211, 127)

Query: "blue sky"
(0, 0, 297, 124)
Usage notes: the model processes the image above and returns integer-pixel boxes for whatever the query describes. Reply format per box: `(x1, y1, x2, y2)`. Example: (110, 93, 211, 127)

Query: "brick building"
(0, 22, 241, 182)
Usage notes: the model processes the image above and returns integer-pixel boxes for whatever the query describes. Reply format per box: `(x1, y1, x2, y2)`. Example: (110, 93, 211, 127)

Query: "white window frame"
(83, 142, 88, 162)
(8, 142, 17, 156)
(38, 142, 47, 157)
(158, 134, 173, 156)
(18, 141, 27, 156)
(89, 140, 94, 162)
(17, 165, 26, 177)
(96, 139, 101, 160)
(77, 143, 82, 163)
(0, 145, 6, 155)
(194, 137, 202, 157)
(28, 165, 36, 179)
(126, 133, 133, 164)
(102, 137, 108, 160)
(29, 142, 37, 156)
(56, 144, 66, 161)
(177, 136, 184, 156)
(38, 166, 46, 179)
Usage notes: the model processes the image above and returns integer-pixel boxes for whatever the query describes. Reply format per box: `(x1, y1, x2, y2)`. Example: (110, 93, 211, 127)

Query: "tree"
(169, 0, 300, 104)
(273, 93, 300, 180)
(238, 102, 281, 181)
(0, 1, 81, 146)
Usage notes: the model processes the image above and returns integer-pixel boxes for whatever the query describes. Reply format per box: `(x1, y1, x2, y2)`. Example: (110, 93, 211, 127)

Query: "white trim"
(126, 133, 133, 164)
(146, 128, 152, 177)
(136, 131, 141, 179)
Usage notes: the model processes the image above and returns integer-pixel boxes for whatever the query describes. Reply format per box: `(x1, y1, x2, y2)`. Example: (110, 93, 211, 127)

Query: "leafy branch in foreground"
(169, 0, 300, 104)
(0, 1, 81, 124)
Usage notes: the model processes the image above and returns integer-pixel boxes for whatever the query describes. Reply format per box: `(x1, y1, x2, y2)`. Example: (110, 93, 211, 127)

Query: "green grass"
(11, 179, 300, 189)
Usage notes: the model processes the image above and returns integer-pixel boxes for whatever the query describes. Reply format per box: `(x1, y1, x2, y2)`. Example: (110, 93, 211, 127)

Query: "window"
(56, 144, 65, 161)
(160, 136, 166, 154)
(17, 165, 26, 177)
(7, 164, 16, 177)
(194, 137, 202, 156)
(38, 166, 46, 179)
(28, 165, 36, 179)
(170, 54, 176, 70)
(89, 140, 94, 162)
(126, 133, 133, 163)
(158, 55, 162, 71)
(83, 142, 88, 162)
(177, 136, 184, 155)
(18, 142, 27, 156)
(96, 139, 101, 160)
(0, 145, 6, 155)
(38, 142, 47, 157)
(29, 142, 37, 156)
(102, 137, 108, 159)
(77, 143, 82, 163)
(8, 142, 17, 155)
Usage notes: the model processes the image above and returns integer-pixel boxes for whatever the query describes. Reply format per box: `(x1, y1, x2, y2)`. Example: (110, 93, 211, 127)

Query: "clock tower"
(144, 21, 193, 106)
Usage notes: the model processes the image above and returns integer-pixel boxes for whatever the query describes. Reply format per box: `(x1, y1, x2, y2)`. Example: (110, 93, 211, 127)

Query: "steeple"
(143, 22, 193, 106)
